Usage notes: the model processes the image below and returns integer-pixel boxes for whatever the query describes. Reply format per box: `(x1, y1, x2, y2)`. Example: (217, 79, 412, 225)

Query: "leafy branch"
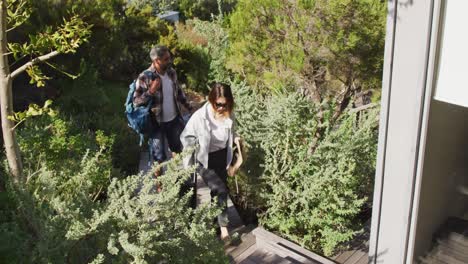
(8, 15, 92, 82)
(7, 99, 56, 130)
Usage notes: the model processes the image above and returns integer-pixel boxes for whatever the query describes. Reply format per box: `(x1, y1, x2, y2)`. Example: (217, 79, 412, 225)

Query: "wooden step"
(253, 227, 337, 264)
(437, 243, 468, 263)
(420, 217, 468, 264)
(239, 248, 294, 264)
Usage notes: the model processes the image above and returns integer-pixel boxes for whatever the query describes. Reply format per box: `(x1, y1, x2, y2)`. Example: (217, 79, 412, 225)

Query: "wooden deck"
(331, 219, 371, 264)
(224, 227, 338, 264)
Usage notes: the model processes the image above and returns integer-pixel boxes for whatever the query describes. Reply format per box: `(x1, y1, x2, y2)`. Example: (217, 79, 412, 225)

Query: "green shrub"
(156, 23, 211, 93)
(54, 62, 140, 175)
(2, 139, 227, 263)
(66, 154, 228, 263)
(178, 0, 237, 21)
(231, 80, 379, 255)
(188, 18, 230, 83)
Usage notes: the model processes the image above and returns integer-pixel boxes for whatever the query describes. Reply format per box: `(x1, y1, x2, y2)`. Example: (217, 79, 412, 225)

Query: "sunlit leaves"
(5, 4, 92, 88)
(25, 65, 50, 87)
(7, 14, 92, 60)
(7, 99, 56, 127)
(227, 0, 386, 96)
(6, 0, 31, 31)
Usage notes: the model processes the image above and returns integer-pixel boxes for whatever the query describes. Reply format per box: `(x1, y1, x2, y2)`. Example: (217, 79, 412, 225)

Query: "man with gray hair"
(139, 45, 192, 175)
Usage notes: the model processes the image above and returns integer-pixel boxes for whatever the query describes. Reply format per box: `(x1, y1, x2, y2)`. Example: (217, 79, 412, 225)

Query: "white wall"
(412, 100, 468, 260)
(433, 2, 468, 107)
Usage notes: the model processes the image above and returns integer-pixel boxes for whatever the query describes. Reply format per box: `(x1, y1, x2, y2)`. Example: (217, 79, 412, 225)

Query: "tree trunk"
(0, 0, 23, 183)
(308, 78, 355, 155)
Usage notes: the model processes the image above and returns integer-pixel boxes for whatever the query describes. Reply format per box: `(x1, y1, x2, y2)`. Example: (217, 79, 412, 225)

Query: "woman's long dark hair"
(208, 82, 234, 114)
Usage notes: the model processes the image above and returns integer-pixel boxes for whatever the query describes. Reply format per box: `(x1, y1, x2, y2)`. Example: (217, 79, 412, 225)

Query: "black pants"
(197, 148, 229, 227)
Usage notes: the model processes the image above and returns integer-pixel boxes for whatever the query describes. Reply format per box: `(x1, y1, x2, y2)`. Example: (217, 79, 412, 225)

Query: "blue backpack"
(125, 80, 153, 146)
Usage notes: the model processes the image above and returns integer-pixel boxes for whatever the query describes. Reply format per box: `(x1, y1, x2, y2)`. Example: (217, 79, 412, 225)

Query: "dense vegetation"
(0, 0, 386, 261)
(226, 0, 385, 255)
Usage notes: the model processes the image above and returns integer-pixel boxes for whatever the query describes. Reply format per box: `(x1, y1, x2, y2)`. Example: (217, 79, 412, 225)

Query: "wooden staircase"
(224, 227, 337, 264)
(419, 217, 468, 264)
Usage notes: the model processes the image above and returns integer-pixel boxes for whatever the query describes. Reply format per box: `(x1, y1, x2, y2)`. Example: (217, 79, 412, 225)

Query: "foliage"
(7, 1, 92, 86)
(54, 62, 140, 175)
(17, 112, 115, 185)
(158, 15, 229, 93)
(178, 0, 237, 21)
(7, 99, 55, 127)
(188, 17, 230, 83)
(66, 155, 228, 264)
(314, 0, 387, 90)
(1, 0, 92, 183)
(127, 0, 176, 14)
(163, 23, 212, 93)
(2, 126, 227, 263)
(227, 0, 386, 98)
(129, 0, 237, 21)
(231, 80, 379, 255)
(8, 14, 91, 60)
(228, 0, 304, 94)
(28, 0, 170, 79)
(6, 0, 32, 31)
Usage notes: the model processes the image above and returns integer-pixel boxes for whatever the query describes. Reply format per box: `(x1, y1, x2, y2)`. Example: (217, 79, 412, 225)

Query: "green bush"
(188, 17, 230, 83)
(3, 118, 227, 263)
(231, 80, 379, 255)
(178, 0, 237, 21)
(66, 154, 228, 263)
(54, 62, 140, 175)
(156, 22, 211, 93)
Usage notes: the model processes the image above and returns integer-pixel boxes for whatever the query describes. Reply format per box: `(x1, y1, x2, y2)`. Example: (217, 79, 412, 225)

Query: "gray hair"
(150, 45, 169, 61)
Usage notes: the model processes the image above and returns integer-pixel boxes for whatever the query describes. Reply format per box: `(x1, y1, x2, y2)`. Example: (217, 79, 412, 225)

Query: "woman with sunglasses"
(180, 82, 241, 240)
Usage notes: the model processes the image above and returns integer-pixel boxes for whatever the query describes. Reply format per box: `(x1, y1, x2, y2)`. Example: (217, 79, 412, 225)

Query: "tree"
(227, 0, 386, 152)
(0, 0, 91, 183)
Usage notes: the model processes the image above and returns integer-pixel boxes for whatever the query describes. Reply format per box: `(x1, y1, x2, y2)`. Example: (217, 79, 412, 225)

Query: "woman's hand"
(228, 137, 243, 177)
(234, 136, 241, 146)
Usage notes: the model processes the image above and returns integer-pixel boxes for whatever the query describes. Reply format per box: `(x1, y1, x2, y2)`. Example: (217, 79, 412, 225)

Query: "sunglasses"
(215, 102, 227, 109)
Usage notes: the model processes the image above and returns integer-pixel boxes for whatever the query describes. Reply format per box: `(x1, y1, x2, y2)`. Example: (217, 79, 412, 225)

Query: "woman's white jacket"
(180, 102, 236, 169)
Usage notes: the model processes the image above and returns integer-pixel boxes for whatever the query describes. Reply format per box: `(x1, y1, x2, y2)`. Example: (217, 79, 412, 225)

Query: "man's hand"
(149, 78, 161, 95)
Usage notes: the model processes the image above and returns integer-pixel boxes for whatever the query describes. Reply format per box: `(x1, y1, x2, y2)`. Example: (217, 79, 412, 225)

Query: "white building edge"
(370, 1, 468, 263)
